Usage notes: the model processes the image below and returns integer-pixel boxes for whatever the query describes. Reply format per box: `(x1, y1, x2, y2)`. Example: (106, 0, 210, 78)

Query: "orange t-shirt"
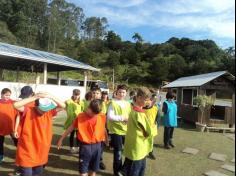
(73, 112, 106, 144)
(16, 105, 57, 167)
(0, 99, 18, 136)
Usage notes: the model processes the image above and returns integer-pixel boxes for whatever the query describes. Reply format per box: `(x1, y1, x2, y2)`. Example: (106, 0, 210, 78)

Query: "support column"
(84, 71, 88, 92)
(16, 66, 20, 82)
(35, 72, 40, 85)
(43, 63, 47, 84)
(57, 71, 61, 86)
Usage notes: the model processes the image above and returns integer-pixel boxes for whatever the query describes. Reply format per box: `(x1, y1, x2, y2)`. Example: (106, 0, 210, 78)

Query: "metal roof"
(163, 71, 235, 88)
(0, 42, 99, 72)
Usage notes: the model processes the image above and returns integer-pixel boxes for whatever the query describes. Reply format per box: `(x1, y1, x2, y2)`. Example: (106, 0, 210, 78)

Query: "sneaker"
(164, 145, 171, 149)
(0, 155, 4, 163)
(117, 171, 125, 176)
(99, 162, 106, 170)
(169, 143, 175, 148)
(70, 147, 77, 154)
(8, 172, 21, 176)
(148, 152, 156, 160)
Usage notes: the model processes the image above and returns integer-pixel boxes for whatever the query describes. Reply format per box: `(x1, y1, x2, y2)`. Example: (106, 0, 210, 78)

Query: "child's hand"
(13, 131, 19, 139)
(57, 138, 63, 150)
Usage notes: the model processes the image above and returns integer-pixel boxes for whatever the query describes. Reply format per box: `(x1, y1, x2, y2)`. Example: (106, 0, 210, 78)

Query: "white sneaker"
(70, 147, 77, 154)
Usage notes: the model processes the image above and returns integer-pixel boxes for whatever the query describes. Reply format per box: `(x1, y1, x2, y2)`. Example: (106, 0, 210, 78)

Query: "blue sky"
(69, 0, 235, 48)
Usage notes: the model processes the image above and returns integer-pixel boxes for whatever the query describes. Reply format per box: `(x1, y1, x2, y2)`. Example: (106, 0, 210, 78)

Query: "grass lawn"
(0, 113, 235, 176)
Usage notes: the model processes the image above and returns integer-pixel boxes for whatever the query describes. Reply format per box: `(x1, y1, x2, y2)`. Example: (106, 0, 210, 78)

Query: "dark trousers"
(164, 127, 174, 146)
(111, 134, 125, 175)
(123, 157, 146, 176)
(69, 130, 79, 148)
(0, 135, 18, 156)
(100, 142, 105, 162)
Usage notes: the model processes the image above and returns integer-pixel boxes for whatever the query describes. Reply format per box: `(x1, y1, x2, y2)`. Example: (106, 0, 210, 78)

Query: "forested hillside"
(0, 0, 235, 87)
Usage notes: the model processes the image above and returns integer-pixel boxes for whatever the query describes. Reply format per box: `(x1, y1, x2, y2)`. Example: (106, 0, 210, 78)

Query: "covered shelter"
(0, 42, 99, 100)
(162, 71, 235, 127)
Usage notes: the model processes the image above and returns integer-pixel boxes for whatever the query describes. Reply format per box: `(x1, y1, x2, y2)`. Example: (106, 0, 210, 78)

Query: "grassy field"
(0, 114, 235, 176)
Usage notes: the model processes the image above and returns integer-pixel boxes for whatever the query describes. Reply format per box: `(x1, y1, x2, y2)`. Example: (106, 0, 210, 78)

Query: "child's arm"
(14, 96, 38, 112)
(104, 128, 109, 146)
(13, 114, 20, 138)
(57, 124, 75, 149)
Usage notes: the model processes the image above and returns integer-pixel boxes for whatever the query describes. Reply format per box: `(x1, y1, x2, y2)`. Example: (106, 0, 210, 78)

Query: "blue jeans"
(123, 157, 146, 176)
(111, 134, 125, 175)
(19, 166, 44, 176)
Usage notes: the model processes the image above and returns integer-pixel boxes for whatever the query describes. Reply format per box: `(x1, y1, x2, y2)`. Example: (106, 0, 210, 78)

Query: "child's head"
(72, 89, 80, 100)
(87, 99, 102, 117)
(145, 94, 157, 108)
(129, 91, 136, 100)
(91, 87, 102, 100)
(85, 91, 93, 101)
(135, 87, 151, 107)
(19, 86, 34, 99)
(102, 91, 109, 101)
(166, 91, 175, 100)
(1, 88, 11, 100)
(116, 84, 128, 100)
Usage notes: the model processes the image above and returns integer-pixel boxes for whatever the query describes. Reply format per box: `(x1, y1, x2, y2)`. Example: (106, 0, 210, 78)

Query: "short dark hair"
(129, 91, 136, 97)
(102, 91, 108, 95)
(166, 91, 175, 99)
(73, 89, 80, 95)
(91, 87, 102, 92)
(89, 99, 102, 114)
(1, 88, 11, 95)
(136, 87, 151, 99)
(117, 84, 128, 91)
(85, 91, 93, 101)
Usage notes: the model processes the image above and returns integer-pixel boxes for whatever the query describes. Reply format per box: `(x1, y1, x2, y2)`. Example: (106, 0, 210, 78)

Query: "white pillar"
(57, 71, 61, 86)
(84, 71, 88, 92)
(43, 63, 47, 84)
(35, 73, 40, 85)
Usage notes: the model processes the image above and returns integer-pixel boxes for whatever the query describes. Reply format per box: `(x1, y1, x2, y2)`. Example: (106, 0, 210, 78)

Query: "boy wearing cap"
(57, 100, 107, 176)
(13, 92, 66, 176)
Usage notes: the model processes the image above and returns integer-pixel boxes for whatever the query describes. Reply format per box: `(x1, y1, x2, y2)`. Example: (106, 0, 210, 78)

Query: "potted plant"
(193, 95, 214, 132)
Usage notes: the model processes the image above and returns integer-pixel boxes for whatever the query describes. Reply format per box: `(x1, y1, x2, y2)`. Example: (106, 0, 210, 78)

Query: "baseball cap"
(19, 86, 33, 99)
(38, 98, 57, 112)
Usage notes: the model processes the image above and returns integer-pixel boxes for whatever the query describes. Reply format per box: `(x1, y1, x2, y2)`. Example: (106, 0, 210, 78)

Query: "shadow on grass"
(98, 171, 113, 176)
(153, 143, 165, 149)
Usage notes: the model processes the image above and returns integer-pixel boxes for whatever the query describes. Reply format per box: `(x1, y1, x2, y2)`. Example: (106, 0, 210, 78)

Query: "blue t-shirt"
(163, 100, 178, 127)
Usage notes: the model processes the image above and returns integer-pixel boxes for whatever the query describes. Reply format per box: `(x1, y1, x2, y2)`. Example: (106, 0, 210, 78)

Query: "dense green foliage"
(0, 0, 235, 87)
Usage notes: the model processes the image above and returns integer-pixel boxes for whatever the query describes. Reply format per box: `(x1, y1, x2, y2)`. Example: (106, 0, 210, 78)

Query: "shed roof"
(163, 71, 235, 88)
(0, 42, 99, 72)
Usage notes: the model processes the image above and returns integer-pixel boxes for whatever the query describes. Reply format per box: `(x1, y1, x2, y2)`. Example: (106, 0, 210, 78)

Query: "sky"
(68, 0, 235, 48)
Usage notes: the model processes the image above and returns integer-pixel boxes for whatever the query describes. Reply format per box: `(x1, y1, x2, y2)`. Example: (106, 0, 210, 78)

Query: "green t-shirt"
(107, 100, 131, 135)
(64, 99, 84, 129)
(124, 107, 152, 160)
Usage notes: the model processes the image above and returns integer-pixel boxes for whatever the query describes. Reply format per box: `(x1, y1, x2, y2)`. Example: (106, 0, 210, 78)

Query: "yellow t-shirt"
(107, 100, 131, 135)
(64, 99, 84, 129)
(145, 105, 158, 137)
(124, 106, 152, 161)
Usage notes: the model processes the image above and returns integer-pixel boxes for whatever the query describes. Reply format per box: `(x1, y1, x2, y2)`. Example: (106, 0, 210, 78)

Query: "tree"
(132, 32, 143, 43)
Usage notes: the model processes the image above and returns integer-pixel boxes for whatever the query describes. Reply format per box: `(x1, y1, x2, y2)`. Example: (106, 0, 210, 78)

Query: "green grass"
(0, 114, 235, 176)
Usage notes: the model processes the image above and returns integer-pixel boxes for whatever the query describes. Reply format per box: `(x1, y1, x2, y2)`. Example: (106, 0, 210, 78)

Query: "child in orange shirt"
(13, 92, 65, 176)
(0, 88, 18, 163)
(57, 99, 107, 176)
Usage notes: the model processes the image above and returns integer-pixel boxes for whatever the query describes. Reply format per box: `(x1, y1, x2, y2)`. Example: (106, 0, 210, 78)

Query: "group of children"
(0, 84, 178, 176)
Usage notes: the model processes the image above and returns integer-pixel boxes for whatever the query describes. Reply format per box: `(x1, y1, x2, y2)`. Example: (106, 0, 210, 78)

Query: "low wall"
(0, 81, 86, 101)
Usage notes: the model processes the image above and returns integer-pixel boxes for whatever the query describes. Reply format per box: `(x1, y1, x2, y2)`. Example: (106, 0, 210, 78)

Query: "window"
(182, 89, 198, 105)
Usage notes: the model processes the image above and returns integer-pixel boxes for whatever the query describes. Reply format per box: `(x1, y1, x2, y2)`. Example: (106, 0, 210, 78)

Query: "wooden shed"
(162, 71, 235, 127)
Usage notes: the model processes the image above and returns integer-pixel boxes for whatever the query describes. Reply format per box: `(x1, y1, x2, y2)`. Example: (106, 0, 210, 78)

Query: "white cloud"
(75, 0, 235, 40)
